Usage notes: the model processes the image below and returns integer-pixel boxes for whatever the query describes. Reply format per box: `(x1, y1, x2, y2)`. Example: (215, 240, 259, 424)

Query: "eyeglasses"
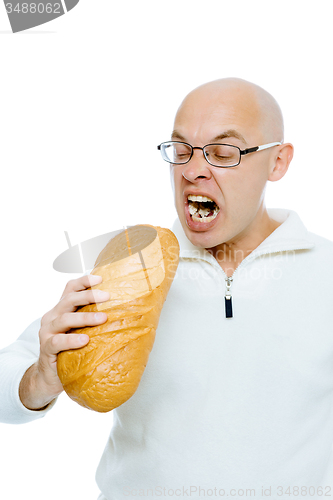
(157, 141, 282, 168)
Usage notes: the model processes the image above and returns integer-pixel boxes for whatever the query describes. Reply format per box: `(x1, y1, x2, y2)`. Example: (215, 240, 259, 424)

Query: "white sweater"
(1, 208, 333, 500)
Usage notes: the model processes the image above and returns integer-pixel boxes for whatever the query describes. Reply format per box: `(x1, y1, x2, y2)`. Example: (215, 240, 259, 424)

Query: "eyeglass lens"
(162, 142, 240, 167)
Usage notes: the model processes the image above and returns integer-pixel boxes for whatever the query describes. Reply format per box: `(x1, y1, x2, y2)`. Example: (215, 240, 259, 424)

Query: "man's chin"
(184, 203, 222, 232)
(181, 216, 224, 250)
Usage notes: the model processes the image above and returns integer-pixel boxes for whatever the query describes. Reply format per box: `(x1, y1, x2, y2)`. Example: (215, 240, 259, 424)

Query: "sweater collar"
(171, 208, 315, 264)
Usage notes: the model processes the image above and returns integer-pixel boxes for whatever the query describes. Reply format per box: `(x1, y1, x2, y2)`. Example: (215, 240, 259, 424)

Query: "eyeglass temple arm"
(257, 142, 282, 151)
(157, 142, 282, 155)
(241, 142, 282, 155)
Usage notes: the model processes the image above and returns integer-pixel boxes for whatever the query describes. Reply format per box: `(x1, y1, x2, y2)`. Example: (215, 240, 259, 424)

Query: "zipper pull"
(225, 276, 233, 318)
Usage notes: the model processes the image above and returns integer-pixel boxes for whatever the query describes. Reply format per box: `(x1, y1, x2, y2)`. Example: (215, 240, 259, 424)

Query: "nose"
(181, 148, 213, 182)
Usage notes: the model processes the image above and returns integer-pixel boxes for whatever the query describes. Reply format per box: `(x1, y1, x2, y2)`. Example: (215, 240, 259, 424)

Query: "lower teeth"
(188, 201, 220, 223)
(191, 212, 218, 223)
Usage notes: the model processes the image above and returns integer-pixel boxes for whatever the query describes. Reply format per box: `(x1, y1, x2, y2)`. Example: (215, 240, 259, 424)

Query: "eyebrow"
(171, 129, 247, 145)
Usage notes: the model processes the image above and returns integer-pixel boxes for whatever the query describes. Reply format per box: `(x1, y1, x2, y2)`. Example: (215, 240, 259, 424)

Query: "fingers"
(42, 274, 108, 325)
(39, 273, 109, 361)
(34, 274, 109, 403)
(46, 310, 108, 337)
(60, 274, 103, 299)
(40, 311, 108, 358)
(58, 288, 110, 313)
(48, 332, 91, 356)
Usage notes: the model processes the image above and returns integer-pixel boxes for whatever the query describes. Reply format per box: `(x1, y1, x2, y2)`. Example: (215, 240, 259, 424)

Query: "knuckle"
(49, 314, 69, 335)
(41, 311, 51, 326)
(61, 292, 81, 312)
(58, 312, 71, 329)
(62, 291, 76, 306)
(50, 334, 62, 351)
(63, 279, 75, 294)
(50, 334, 60, 349)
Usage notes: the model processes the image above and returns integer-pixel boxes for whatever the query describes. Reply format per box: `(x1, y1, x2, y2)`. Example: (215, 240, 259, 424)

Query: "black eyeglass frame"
(157, 141, 282, 168)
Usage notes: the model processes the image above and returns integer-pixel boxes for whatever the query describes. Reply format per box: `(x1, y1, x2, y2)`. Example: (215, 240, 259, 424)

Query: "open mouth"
(187, 194, 220, 223)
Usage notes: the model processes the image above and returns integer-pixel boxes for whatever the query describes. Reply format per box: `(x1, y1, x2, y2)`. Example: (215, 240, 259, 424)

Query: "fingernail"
(91, 275, 103, 281)
(94, 312, 106, 322)
(95, 290, 109, 298)
(78, 334, 89, 344)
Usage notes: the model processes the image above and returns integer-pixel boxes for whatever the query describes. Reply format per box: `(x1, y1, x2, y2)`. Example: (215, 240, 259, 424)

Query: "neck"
(206, 207, 281, 277)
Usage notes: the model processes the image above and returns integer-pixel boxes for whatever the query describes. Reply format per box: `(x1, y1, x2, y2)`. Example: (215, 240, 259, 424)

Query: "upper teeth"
(188, 195, 215, 202)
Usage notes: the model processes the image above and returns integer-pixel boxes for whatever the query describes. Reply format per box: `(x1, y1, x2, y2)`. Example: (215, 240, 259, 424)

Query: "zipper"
(221, 244, 313, 319)
(224, 276, 233, 318)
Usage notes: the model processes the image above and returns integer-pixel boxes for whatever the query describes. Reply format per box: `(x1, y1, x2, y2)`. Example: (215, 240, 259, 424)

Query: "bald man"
(168, 78, 292, 278)
(1, 78, 333, 500)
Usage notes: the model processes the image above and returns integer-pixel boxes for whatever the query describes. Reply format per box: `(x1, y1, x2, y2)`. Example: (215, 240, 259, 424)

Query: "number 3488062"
(5, 3, 61, 14)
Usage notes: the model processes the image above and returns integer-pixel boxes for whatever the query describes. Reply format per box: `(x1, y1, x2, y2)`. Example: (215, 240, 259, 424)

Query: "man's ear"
(268, 143, 294, 182)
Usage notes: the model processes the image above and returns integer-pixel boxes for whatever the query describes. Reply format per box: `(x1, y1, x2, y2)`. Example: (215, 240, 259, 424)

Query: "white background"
(0, 1, 332, 499)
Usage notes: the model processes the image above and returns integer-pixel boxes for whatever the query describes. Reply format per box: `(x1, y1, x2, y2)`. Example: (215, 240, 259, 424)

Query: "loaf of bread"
(57, 225, 179, 412)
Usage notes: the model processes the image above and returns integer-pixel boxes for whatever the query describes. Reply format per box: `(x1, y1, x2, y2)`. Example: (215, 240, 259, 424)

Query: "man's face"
(170, 86, 278, 251)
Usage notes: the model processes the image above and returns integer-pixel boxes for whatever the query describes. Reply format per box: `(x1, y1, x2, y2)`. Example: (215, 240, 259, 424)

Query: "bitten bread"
(57, 225, 179, 412)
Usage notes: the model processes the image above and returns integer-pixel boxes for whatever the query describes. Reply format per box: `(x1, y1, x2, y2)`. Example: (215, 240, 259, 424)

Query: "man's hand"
(19, 274, 109, 411)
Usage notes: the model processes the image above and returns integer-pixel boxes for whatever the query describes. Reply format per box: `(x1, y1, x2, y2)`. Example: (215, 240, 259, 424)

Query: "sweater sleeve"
(0, 317, 58, 424)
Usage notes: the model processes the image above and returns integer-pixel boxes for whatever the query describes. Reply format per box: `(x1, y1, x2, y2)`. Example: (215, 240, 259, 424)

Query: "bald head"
(169, 77, 293, 260)
(174, 78, 284, 144)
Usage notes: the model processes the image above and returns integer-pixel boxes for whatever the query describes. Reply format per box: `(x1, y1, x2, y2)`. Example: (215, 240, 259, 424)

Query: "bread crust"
(57, 225, 179, 412)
